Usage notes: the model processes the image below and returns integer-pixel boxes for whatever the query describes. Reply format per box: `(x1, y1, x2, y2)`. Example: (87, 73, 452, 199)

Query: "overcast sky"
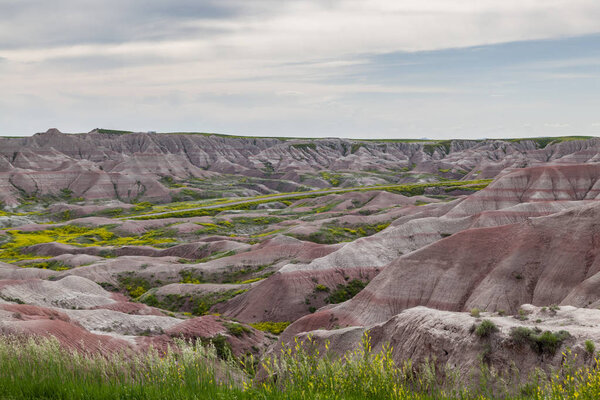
(1, 0, 600, 139)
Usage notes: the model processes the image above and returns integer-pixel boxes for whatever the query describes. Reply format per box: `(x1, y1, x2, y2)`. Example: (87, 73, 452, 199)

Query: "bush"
(250, 321, 291, 335)
(510, 327, 571, 355)
(326, 279, 368, 304)
(224, 322, 251, 338)
(475, 320, 498, 338)
(470, 308, 481, 318)
(585, 340, 596, 354)
(510, 326, 534, 346)
(314, 284, 329, 292)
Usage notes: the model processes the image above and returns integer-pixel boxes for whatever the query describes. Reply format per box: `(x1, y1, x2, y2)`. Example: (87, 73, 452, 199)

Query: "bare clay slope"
(220, 164, 600, 324)
(287, 164, 600, 334)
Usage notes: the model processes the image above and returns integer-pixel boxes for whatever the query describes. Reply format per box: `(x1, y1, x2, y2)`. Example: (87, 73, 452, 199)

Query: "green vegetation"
(585, 340, 596, 355)
(326, 279, 368, 304)
(475, 320, 499, 338)
(224, 322, 251, 337)
(179, 269, 205, 284)
(313, 199, 344, 213)
(218, 263, 273, 284)
(0, 225, 176, 262)
(507, 136, 594, 149)
(351, 143, 363, 153)
(16, 186, 84, 207)
(160, 176, 185, 188)
(470, 308, 481, 318)
(117, 273, 156, 298)
(95, 128, 134, 135)
(249, 321, 291, 335)
(194, 217, 284, 237)
(423, 140, 452, 156)
(445, 183, 490, 192)
(510, 327, 571, 355)
(314, 284, 329, 292)
(22, 260, 70, 271)
(3, 333, 600, 400)
(291, 143, 317, 151)
(141, 288, 247, 315)
(294, 222, 391, 244)
(320, 171, 344, 186)
(129, 180, 492, 220)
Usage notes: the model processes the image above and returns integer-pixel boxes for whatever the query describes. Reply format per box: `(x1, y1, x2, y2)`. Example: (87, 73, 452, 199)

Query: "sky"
(1, 0, 600, 139)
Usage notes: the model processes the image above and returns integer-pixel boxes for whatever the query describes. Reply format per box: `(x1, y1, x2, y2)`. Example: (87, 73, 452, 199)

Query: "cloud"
(1, 1, 600, 138)
(544, 123, 571, 128)
(2, 0, 600, 61)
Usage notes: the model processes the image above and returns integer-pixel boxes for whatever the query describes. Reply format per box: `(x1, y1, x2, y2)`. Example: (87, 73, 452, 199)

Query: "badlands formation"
(2, 129, 600, 378)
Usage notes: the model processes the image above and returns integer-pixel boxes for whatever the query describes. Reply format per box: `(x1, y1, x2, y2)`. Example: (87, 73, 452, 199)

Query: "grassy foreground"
(0, 334, 599, 400)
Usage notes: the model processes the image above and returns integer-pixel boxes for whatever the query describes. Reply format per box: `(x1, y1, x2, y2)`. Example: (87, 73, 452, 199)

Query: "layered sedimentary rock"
(3, 129, 600, 205)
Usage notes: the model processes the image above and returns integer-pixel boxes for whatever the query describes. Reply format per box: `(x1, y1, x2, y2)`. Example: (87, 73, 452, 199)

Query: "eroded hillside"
(2, 130, 600, 383)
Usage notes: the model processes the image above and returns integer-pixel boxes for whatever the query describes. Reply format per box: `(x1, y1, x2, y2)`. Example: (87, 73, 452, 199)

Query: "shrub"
(326, 279, 368, 304)
(516, 308, 528, 321)
(129, 286, 147, 298)
(314, 284, 329, 292)
(510, 326, 534, 346)
(585, 340, 596, 354)
(250, 321, 291, 335)
(533, 330, 571, 355)
(510, 327, 571, 355)
(224, 322, 251, 338)
(475, 320, 498, 338)
(470, 308, 481, 318)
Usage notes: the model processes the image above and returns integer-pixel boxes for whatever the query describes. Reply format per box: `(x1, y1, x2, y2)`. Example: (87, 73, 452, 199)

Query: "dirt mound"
(0, 262, 55, 280)
(447, 163, 600, 218)
(158, 240, 250, 259)
(0, 276, 116, 309)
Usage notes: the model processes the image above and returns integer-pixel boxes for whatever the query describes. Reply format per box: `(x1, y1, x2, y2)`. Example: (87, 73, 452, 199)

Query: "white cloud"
(1, 0, 600, 137)
(2, 0, 600, 64)
(544, 123, 571, 128)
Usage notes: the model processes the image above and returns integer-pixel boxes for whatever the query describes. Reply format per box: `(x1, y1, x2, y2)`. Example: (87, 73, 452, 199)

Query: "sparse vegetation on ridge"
(250, 321, 291, 335)
(127, 180, 492, 220)
(326, 279, 369, 304)
(291, 222, 391, 244)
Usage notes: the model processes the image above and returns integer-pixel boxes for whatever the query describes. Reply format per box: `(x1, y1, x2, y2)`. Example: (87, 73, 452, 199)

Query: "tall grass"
(1, 333, 600, 399)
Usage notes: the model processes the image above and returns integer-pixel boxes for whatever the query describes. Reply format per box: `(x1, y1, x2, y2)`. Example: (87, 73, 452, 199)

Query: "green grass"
(509, 327, 571, 355)
(475, 320, 499, 338)
(3, 333, 600, 400)
(128, 180, 492, 220)
(141, 288, 248, 315)
(224, 322, 251, 337)
(0, 225, 176, 263)
(506, 136, 595, 148)
(293, 222, 391, 244)
(320, 171, 344, 186)
(250, 321, 291, 335)
(21, 260, 70, 271)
